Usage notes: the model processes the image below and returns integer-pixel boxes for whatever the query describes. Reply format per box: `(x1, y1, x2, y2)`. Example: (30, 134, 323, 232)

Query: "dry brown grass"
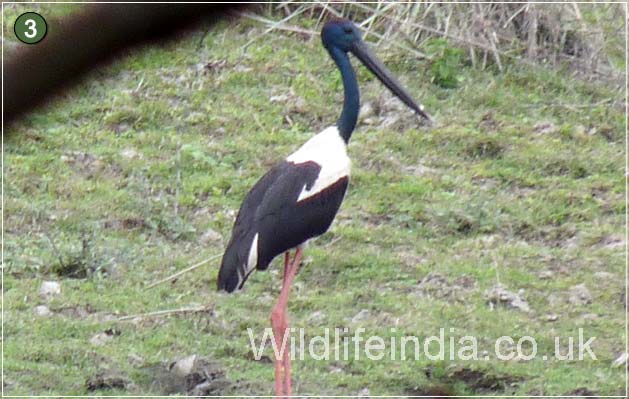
(245, 1, 624, 86)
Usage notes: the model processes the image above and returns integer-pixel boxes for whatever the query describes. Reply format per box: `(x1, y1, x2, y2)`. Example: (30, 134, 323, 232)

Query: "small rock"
(34, 305, 53, 317)
(200, 228, 223, 244)
(612, 352, 629, 368)
(120, 148, 140, 160)
(351, 309, 370, 324)
(90, 333, 112, 346)
(189, 376, 230, 396)
(568, 284, 592, 306)
(363, 116, 381, 126)
(39, 281, 61, 299)
(485, 284, 531, 312)
(545, 313, 558, 322)
(90, 329, 119, 346)
(170, 354, 198, 377)
(269, 94, 289, 103)
(359, 102, 375, 119)
(358, 387, 371, 398)
(189, 381, 213, 396)
(538, 270, 554, 280)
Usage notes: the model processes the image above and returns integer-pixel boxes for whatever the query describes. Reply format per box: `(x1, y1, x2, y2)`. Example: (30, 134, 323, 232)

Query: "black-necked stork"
(217, 18, 430, 396)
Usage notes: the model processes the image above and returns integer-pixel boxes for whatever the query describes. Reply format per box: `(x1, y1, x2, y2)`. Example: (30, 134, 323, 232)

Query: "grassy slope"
(4, 5, 626, 396)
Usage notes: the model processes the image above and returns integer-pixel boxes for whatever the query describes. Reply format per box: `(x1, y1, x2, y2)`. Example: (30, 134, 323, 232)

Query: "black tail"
(217, 244, 240, 292)
(217, 232, 255, 293)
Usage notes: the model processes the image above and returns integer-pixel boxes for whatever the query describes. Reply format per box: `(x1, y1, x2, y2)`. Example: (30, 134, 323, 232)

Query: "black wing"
(217, 161, 348, 292)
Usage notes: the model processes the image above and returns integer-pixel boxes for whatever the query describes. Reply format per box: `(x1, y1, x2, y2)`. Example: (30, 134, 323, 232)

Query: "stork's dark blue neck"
(328, 47, 359, 143)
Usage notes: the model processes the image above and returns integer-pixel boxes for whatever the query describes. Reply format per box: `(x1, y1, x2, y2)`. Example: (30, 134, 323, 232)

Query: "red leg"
(270, 248, 302, 398)
(282, 249, 302, 396)
(271, 251, 291, 397)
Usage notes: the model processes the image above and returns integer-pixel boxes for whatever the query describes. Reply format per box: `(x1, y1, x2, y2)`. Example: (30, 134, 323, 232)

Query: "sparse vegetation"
(3, 2, 626, 396)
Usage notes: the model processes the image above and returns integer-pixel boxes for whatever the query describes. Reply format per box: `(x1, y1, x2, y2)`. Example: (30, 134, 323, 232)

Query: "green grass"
(4, 4, 626, 396)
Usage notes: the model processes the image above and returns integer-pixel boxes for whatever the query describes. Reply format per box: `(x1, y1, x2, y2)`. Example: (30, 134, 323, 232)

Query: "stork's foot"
(271, 309, 289, 397)
(271, 316, 284, 396)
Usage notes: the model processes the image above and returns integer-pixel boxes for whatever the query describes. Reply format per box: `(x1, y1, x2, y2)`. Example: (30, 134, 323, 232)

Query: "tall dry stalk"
(244, 1, 624, 86)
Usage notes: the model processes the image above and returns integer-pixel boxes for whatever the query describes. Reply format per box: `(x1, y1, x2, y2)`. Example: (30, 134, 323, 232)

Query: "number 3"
(24, 19, 37, 39)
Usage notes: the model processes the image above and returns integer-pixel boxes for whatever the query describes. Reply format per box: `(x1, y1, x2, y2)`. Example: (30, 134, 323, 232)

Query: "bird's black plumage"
(215, 19, 431, 397)
(217, 161, 349, 292)
(217, 18, 430, 295)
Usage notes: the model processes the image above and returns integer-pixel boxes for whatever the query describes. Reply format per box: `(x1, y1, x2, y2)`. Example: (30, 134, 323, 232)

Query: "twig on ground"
(116, 305, 211, 321)
(145, 253, 222, 290)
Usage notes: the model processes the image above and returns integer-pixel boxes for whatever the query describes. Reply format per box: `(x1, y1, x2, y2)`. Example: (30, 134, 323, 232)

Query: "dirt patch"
(477, 112, 502, 132)
(464, 137, 504, 159)
(61, 151, 121, 179)
(542, 158, 589, 178)
(597, 233, 625, 249)
(564, 387, 598, 397)
(50, 304, 117, 322)
(404, 385, 455, 397)
(86, 370, 130, 391)
(136, 355, 231, 396)
(418, 365, 523, 395)
(514, 222, 578, 248)
(568, 283, 593, 306)
(446, 366, 523, 393)
(485, 284, 531, 312)
(103, 217, 150, 231)
(533, 121, 557, 135)
(244, 351, 272, 364)
(57, 304, 94, 318)
(410, 272, 476, 302)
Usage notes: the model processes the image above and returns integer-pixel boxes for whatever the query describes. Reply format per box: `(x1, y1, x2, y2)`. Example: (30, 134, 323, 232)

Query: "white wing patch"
(246, 233, 259, 271)
(286, 126, 351, 202)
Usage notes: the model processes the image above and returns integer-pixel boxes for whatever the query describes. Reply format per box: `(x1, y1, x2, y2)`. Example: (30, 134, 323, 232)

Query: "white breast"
(286, 126, 351, 202)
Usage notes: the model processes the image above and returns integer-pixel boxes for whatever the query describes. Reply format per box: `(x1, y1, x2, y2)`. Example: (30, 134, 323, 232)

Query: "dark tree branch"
(3, 2, 250, 130)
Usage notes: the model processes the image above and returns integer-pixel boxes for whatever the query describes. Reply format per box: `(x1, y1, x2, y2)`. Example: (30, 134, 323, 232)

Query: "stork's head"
(321, 18, 432, 121)
(321, 19, 362, 53)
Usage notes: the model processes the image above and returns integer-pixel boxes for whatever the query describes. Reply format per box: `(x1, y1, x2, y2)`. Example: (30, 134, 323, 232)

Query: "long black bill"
(351, 40, 431, 122)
